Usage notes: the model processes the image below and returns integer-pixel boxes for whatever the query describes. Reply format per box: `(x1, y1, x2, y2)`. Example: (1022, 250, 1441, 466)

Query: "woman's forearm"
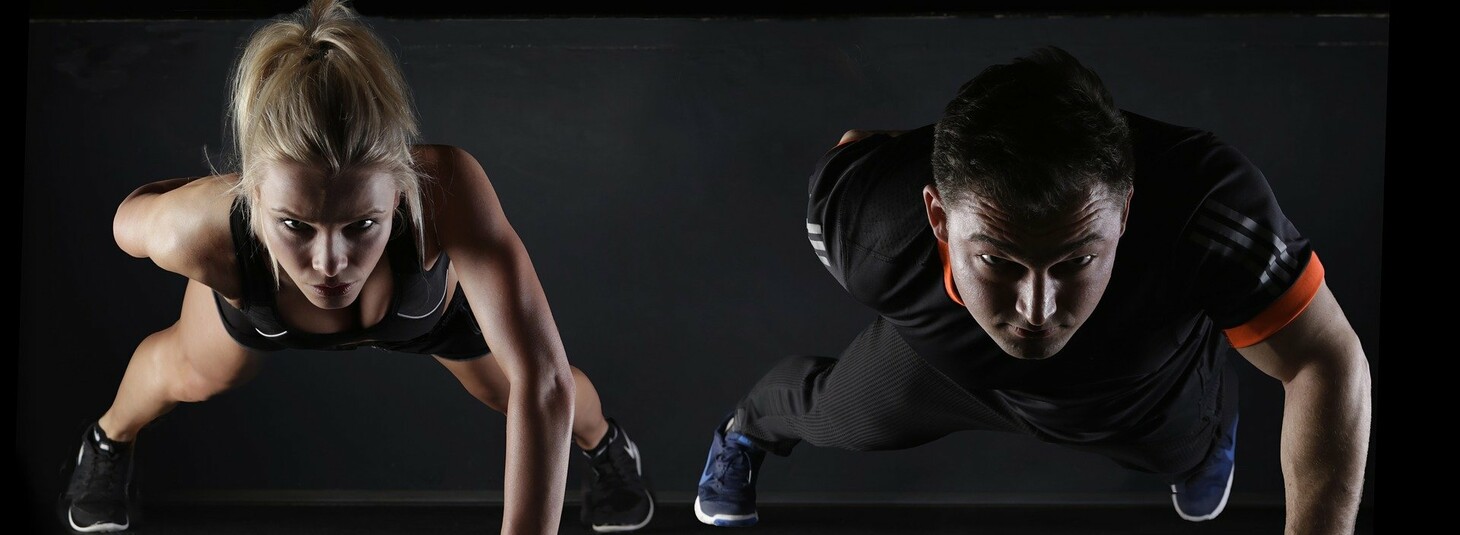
(499, 371, 576, 535)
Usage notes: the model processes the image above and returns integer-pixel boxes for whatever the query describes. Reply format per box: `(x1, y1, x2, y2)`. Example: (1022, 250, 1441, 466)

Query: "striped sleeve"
(807, 220, 831, 267)
(804, 131, 900, 289)
(1180, 141, 1322, 347)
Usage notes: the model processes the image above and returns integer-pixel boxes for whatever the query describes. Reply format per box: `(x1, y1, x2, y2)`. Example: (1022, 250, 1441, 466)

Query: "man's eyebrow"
(969, 233, 1018, 253)
(1059, 234, 1106, 255)
(967, 233, 1106, 257)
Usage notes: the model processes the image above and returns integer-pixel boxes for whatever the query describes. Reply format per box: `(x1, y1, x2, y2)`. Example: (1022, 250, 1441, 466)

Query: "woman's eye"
(281, 219, 304, 231)
(355, 219, 377, 230)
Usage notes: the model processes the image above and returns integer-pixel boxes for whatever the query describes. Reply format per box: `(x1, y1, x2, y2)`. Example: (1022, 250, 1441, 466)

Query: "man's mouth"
(1012, 326, 1053, 339)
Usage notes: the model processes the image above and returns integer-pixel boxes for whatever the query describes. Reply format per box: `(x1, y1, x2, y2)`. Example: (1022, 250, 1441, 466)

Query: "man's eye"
(1068, 255, 1096, 267)
(978, 255, 1008, 266)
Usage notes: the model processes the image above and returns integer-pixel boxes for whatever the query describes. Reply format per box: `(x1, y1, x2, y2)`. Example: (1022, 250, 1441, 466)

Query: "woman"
(59, 1, 654, 533)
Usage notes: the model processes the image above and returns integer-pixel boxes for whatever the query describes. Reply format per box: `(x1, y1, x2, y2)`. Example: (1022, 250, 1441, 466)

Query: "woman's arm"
(428, 146, 576, 535)
(113, 174, 242, 298)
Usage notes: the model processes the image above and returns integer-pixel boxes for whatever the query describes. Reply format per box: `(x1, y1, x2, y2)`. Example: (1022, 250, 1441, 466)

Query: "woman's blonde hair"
(227, 0, 426, 280)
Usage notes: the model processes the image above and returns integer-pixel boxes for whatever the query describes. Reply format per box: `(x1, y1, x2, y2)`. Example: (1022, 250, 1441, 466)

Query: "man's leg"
(1061, 355, 1240, 522)
(1169, 362, 1240, 521)
(733, 317, 1024, 455)
(695, 317, 1026, 527)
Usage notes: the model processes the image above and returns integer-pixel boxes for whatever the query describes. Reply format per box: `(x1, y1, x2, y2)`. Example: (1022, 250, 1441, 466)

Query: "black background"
(28, 0, 1391, 18)
(24, 1, 1385, 517)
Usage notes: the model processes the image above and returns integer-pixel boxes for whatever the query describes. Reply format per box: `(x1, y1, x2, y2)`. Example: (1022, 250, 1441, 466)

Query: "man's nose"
(1015, 272, 1056, 327)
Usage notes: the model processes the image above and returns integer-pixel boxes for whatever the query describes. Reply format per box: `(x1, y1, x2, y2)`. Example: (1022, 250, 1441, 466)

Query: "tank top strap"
(386, 210, 452, 319)
(224, 199, 284, 326)
(386, 211, 422, 276)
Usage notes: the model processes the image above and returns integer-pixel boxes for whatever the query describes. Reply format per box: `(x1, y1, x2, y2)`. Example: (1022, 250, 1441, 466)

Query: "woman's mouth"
(312, 282, 352, 297)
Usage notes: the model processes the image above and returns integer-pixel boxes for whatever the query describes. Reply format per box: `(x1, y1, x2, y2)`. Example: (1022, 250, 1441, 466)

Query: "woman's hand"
(426, 145, 576, 535)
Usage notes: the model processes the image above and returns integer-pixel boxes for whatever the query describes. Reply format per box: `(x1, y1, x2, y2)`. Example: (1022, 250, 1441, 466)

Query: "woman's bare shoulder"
(141, 175, 245, 299)
(411, 142, 495, 221)
(409, 144, 513, 267)
(412, 143, 485, 183)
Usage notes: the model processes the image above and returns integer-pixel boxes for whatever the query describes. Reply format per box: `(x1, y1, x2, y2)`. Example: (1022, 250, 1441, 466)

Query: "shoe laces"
(589, 452, 631, 492)
(586, 448, 642, 513)
(708, 438, 753, 493)
(67, 444, 127, 501)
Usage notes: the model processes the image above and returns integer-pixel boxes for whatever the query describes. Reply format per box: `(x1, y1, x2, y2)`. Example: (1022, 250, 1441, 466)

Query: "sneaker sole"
(694, 496, 758, 527)
(588, 431, 654, 533)
(591, 490, 655, 533)
(63, 437, 137, 533)
(1171, 465, 1234, 522)
(68, 509, 129, 533)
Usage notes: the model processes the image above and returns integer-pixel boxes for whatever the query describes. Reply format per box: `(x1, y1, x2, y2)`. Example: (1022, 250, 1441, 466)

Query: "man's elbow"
(1347, 349, 1373, 408)
(1289, 343, 1371, 407)
(1332, 340, 1372, 400)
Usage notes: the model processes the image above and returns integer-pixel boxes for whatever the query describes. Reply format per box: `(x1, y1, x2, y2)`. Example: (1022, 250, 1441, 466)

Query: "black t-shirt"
(806, 111, 1320, 444)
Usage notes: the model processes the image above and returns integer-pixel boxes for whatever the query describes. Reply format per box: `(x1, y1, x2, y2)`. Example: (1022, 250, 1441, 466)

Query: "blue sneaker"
(694, 415, 766, 527)
(1171, 413, 1238, 521)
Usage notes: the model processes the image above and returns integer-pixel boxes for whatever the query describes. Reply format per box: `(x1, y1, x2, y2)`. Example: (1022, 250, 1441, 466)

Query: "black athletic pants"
(733, 317, 1235, 479)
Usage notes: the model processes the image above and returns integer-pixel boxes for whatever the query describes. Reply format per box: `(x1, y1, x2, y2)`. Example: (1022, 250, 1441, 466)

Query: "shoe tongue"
(583, 424, 619, 459)
(727, 431, 756, 448)
(90, 426, 130, 456)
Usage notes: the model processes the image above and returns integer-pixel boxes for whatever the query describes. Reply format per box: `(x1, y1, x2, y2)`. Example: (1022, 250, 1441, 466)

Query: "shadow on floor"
(35, 503, 1375, 534)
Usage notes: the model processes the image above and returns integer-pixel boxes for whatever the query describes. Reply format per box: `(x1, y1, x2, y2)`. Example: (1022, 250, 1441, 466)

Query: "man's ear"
(924, 184, 950, 243)
(1119, 186, 1134, 237)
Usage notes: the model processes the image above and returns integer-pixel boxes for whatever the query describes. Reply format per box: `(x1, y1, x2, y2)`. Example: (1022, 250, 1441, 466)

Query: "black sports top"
(212, 199, 453, 352)
(806, 111, 1324, 445)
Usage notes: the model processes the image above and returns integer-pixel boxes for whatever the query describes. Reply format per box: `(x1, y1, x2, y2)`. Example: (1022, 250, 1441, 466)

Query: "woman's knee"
(469, 385, 510, 413)
(438, 355, 512, 412)
(171, 368, 231, 403)
(165, 343, 259, 403)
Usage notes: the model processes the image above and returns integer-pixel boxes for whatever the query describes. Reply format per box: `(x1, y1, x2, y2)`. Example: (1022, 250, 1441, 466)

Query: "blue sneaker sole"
(694, 496, 758, 527)
(1171, 465, 1234, 522)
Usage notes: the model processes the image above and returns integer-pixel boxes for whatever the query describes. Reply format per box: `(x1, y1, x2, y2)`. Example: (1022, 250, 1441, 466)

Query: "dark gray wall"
(24, 15, 1385, 509)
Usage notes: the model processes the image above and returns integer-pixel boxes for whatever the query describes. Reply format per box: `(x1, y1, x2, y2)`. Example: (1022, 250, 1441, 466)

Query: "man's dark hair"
(932, 46, 1133, 218)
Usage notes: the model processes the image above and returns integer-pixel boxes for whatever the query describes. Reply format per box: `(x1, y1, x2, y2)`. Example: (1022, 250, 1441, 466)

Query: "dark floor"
(35, 503, 1374, 534)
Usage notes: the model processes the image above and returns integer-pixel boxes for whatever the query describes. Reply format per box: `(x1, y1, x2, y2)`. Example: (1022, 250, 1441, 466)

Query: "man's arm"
(1235, 281, 1372, 534)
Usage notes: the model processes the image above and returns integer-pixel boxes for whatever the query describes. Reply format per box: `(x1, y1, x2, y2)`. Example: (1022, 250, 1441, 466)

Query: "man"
(694, 47, 1371, 533)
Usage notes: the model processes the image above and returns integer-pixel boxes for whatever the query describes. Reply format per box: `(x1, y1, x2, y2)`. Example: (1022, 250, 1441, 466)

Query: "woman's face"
(254, 160, 400, 310)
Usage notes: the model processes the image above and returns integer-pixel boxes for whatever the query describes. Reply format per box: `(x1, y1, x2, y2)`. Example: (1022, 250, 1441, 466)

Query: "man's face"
(924, 184, 1130, 360)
